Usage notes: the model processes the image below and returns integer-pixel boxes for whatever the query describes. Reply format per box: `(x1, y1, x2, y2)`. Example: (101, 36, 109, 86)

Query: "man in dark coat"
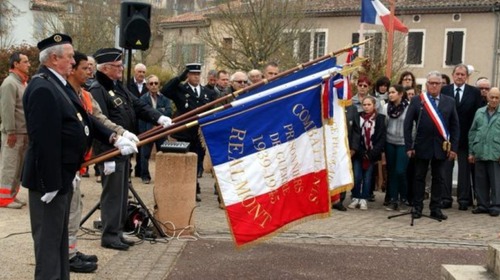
(90, 48, 172, 251)
(404, 71, 459, 220)
(160, 63, 217, 201)
(22, 34, 137, 280)
(440, 64, 482, 210)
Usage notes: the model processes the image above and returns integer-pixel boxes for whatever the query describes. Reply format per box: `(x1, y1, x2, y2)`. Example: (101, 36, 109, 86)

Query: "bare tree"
(0, 0, 19, 48)
(33, 0, 121, 55)
(198, 0, 313, 71)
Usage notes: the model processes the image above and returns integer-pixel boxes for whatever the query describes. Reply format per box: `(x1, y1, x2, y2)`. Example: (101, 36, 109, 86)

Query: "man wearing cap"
(23, 34, 137, 280)
(161, 63, 216, 201)
(90, 47, 172, 251)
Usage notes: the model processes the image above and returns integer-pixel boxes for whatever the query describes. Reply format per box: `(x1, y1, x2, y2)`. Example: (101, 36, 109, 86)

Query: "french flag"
(200, 81, 331, 247)
(361, 0, 408, 33)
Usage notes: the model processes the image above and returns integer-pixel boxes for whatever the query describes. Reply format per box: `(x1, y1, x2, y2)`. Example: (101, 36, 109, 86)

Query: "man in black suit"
(22, 34, 137, 280)
(404, 71, 459, 220)
(127, 63, 148, 177)
(441, 64, 482, 210)
(161, 63, 217, 201)
(127, 63, 148, 98)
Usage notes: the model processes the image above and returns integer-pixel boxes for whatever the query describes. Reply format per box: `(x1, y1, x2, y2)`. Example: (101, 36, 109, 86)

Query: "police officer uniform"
(22, 34, 115, 280)
(160, 63, 217, 197)
(89, 48, 164, 250)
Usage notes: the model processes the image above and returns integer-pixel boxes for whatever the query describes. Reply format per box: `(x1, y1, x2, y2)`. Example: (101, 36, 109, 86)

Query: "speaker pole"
(126, 48, 132, 85)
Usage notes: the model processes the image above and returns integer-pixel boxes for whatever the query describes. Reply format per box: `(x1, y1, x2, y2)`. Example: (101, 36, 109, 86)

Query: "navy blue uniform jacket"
(22, 66, 114, 194)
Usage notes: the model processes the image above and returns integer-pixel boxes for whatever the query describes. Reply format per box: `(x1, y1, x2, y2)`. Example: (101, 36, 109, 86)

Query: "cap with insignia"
(37, 33, 72, 51)
(93, 48, 123, 64)
(186, 63, 202, 73)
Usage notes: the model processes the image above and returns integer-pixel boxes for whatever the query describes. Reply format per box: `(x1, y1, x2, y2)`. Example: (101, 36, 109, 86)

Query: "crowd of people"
(337, 64, 499, 223)
(0, 31, 499, 279)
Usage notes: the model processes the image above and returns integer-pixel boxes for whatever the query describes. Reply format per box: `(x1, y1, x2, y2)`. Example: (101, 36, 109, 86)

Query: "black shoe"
(441, 201, 452, 209)
(196, 194, 201, 202)
(430, 210, 448, 220)
(458, 204, 468, 211)
(332, 203, 347, 211)
(101, 241, 129, 251)
(412, 211, 422, 219)
(76, 251, 98, 263)
(69, 256, 98, 273)
(472, 208, 489, 214)
(367, 194, 376, 202)
(120, 237, 135, 246)
(489, 210, 500, 217)
(81, 172, 90, 178)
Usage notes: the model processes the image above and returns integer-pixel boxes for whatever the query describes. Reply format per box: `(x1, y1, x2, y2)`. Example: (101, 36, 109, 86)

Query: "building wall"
(10, 0, 37, 45)
(162, 10, 500, 85)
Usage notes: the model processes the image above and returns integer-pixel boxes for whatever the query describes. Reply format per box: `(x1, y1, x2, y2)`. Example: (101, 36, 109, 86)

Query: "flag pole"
(83, 40, 372, 166)
(385, 0, 395, 78)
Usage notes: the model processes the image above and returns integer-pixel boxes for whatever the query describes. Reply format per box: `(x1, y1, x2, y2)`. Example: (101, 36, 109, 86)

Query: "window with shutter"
(407, 31, 424, 65)
(445, 30, 465, 66)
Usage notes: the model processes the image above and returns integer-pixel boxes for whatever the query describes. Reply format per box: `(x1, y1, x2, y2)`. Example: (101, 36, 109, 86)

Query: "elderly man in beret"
(89, 47, 172, 251)
(22, 34, 137, 280)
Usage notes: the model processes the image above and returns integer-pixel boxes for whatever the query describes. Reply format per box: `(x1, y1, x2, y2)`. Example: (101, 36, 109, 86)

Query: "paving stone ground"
(1, 159, 499, 279)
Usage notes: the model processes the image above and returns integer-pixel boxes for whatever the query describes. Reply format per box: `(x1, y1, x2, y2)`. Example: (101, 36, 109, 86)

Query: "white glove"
(103, 161, 116, 175)
(157, 116, 172, 128)
(41, 190, 59, 204)
(114, 136, 138, 155)
(72, 174, 81, 190)
(122, 130, 139, 143)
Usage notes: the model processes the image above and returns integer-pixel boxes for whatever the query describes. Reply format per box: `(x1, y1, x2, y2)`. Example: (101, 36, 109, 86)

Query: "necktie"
(455, 88, 461, 105)
(194, 87, 199, 97)
(432, 97, 439, 106)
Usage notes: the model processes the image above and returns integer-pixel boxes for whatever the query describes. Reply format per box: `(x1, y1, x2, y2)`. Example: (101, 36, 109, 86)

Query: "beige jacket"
(0, 72, 27, 134)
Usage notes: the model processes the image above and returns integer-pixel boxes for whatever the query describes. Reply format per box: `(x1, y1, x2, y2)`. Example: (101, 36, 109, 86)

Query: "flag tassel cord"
(82, 39, 372, 168)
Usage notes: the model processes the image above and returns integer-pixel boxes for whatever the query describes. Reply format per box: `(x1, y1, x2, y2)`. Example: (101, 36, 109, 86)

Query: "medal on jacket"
(77, 112, 83, 121)
(108, 90, 115, 97)
(442, 141, 451, 152)
(184, 94, 190, 108)
(84, 126, 90, 136)
(77, 112, 90, 136)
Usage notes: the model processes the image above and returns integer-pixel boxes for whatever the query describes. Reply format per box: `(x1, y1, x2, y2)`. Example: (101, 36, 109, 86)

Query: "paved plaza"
(0, 159, 499, 279)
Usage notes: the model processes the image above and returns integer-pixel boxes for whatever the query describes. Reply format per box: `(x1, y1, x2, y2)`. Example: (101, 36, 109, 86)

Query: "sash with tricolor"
(200, 81, 331, 247)
(420, 93, 450, 142)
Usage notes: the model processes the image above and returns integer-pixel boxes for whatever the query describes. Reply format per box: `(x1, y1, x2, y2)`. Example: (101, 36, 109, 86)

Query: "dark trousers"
(413, 158, 445, 212)
(386, 143, 409, 203)
(443, 148, 474, 206)
(100, 159, 129, 244)
(140, 138, 165, 180)
(474, 161, 500, 211)
(29, 189, 72, 280)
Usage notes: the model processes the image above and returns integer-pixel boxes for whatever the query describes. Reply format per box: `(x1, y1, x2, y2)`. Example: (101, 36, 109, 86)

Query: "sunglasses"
(234, 80, 247, 84)
(358, 84, 369, 88)
(149, 82, 159, 86)
(478, 87, 490, 91)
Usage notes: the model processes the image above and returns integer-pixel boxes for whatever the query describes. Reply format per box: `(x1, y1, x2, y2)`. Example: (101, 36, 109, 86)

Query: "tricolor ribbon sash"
(420, 93, 450, 142)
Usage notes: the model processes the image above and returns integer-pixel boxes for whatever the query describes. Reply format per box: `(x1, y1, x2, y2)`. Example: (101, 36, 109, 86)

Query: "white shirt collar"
(47, 67, 67, 86)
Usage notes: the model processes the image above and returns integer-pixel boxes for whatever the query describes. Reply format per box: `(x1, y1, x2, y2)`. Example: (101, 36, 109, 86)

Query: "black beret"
(93, 48, 123, 64)
(186, 63, 201, 73)
(37, 33, 72, 51)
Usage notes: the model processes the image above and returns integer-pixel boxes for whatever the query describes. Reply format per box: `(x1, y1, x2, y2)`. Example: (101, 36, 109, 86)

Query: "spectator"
(475, 77, 491, 106)
(398, 71, 416, 88)
(248, 69, 263, 84)
(263, 62, 279, 80)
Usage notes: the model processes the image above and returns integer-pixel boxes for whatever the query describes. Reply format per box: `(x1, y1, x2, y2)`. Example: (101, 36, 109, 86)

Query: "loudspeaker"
(119, 2, 151, 50)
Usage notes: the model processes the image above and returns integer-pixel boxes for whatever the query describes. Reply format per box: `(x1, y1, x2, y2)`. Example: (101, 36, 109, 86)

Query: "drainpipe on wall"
(493, 2, 500, 85)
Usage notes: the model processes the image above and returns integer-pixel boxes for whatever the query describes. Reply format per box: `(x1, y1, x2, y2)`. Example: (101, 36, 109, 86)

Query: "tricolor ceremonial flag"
(200, 81, 331, 247)
(361, 0, 408, 33)
(323, 78, 354, 196)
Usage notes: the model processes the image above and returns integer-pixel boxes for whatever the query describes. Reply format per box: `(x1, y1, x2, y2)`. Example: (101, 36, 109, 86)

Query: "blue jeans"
(386, 143, 409, 203)
(352, 158, 374, 199)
